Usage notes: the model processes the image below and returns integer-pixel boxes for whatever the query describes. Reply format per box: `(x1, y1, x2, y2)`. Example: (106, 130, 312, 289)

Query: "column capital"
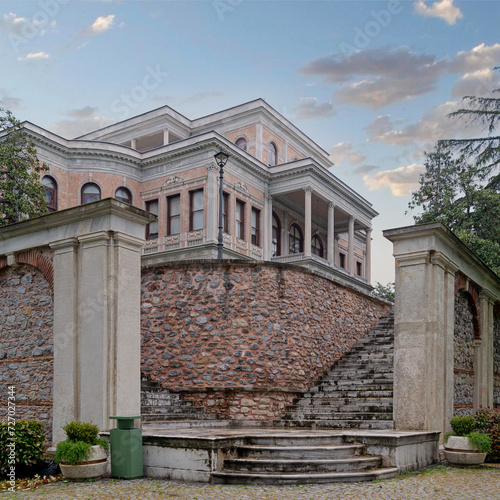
(265, 191, 273, 204)
(303, 186, 313, 195)
(207, 162, 219, 173)
(328, 202, 336, 210)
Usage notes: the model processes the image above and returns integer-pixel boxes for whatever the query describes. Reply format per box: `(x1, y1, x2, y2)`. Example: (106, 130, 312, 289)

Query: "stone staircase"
(141, 379, 217, 423)
(212, 433, 398, 484)
(281, 308, 394, 429)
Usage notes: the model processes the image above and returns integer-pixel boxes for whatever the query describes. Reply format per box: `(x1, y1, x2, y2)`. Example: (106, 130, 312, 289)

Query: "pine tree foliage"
(0, 107, 48, 226)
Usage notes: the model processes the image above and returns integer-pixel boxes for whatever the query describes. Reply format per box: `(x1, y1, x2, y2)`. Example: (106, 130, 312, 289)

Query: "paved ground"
(2, 465, 500, 500)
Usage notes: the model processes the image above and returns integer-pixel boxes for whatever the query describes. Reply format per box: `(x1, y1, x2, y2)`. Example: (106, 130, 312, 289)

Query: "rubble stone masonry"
(494, 314, 500, 408)
(0, 264, 54, 440)
(454, 291, 475, 416)
(141, 261, 390, 419)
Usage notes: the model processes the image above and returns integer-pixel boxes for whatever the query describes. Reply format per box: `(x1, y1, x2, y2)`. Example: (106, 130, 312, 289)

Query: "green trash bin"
(109, 416, 143, 479)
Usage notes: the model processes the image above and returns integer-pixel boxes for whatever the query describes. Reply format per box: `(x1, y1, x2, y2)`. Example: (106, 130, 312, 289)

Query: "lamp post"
(214, 150, 229, 259)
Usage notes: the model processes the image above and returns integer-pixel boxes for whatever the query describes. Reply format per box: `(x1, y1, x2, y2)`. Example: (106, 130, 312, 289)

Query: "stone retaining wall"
(0, 264, 54, 440)
(454, 291, 475, 416)
(495, 315, 500, 408)
(141, 261, 390, 419)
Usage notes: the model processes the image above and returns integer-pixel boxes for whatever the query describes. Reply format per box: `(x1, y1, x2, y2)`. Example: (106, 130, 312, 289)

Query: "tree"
(409, 71, 500, 276)
(408, 146, 500, 275)
(0, 107, 48, 226)
(371, 282, 395, 303)
(440, 67, 500, 184)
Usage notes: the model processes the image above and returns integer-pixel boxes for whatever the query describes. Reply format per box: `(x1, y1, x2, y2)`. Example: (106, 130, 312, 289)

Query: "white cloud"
(17, 51, 50, 61)
(414, 0, 463, 25)
(52, 106, 113, 138)
(329, 142, 366, 165)
(294, 97, 336, 119)
(300, 47, 447, 108)
(363, 164, 425, 197)
(0, 92, 21, 110)
(0, 11, 56, 37)
(90, 15, 115, 34)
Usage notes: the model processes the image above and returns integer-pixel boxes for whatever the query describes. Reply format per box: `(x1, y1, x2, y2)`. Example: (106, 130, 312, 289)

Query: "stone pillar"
(391, 250, 458, 433)
(163, 129, 169, 145)
(476, 291, 495, 408)
(131, 138, 137, 149)
(348, 215, 355, 275)
(51, 238, 79, 444)
(264, 193, 272, 260)
(328, 203, 335, 267)
(304, 188, 312, 257)
(283, 212, 288, 255)
(206, 163, 218, 243)
(365, 227, 372, 283)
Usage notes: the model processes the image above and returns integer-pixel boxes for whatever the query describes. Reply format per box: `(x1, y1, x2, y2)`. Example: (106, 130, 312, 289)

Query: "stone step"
(285, 411, 394, 420)
(290, 403, 393, 413)
(142, 413, 218, 422)
(297, 397, 393, 406)
(224, 456, 382, 473)
(246, 435, 345, 447)
(306, 390, 394, 399)
(278, 419, 395, 430)
(318, 383, 393, 392)
(211, 468, 399, 485)
(236, 444, 364, 459)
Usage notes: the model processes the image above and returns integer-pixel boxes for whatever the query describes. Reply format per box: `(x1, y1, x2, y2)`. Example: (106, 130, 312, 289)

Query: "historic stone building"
(27, 99, 376, 293)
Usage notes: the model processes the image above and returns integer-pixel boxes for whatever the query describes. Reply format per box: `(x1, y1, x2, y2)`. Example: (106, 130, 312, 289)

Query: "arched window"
(268, 142, 277, 166)
(42, 176, 57, 212)
(289, 223, 303, 254)
(81, 183, 101, 204)
(311, 234, 324, 258)
(115, 187, 132, 204)
(272, 212, 281, 257)
(235, 137, 247, 151)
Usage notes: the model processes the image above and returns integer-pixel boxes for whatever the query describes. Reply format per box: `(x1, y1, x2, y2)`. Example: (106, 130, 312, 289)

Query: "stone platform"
(137, 422, 440, 483)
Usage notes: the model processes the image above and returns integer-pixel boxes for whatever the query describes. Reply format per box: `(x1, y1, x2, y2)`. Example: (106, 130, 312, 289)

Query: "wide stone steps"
(279, 308, 395, 430)
(212, 435, 398, 485)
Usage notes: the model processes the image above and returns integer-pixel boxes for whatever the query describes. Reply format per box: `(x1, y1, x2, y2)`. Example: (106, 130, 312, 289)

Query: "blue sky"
(1, 0, 499, 284)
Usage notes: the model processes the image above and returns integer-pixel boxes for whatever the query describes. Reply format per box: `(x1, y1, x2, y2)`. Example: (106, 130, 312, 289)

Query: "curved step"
(211, 468, 399, 485)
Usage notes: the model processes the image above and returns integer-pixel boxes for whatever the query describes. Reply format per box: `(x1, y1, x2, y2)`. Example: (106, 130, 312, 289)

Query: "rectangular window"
(251, 208, 260, 246)
(235, 200, 245, 240)
(356, 262, 363, 276)
(145, 199, 159, 240)
(190, 189, 204, 231)
(339, 252, 346, 269)
(167, 194, 181, 235)
(223, 192, 230, 233)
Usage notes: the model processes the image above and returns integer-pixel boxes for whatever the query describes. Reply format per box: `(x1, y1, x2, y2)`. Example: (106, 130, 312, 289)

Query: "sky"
(1, 0, 499, 285)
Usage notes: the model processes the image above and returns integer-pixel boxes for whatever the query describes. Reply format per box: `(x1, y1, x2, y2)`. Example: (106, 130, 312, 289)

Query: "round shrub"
(450, 415, 476, 436)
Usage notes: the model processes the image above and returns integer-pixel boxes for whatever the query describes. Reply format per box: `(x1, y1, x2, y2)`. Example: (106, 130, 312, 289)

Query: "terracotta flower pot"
(59, 445, 108, 480)
(444, 436, 487, 467)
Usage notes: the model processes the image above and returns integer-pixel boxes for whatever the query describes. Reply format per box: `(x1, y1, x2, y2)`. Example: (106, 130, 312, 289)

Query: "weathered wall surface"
(453, 292, 475, 415)
(495, 315, 500, 409)
(0, 263, 54, 440)
(141, 261, 390, 419)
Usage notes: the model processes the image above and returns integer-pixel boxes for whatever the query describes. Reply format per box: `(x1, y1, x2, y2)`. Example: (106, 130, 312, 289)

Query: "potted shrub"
(54, 422, 108, 480)
(444, 415, 492, 467)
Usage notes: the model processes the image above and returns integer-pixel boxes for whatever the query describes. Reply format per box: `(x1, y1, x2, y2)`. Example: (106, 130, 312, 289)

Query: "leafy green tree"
(0, 107, 48, 225)
(408, 147, 500, 275)
(371, 282, 395, 302)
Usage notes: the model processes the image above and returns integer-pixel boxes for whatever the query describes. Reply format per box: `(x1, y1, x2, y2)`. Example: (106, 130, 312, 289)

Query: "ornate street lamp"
(214, 150, 230, 259)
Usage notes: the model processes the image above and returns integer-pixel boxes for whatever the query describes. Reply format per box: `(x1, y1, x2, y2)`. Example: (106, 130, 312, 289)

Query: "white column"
(206, 163, 218, 243)
(304, 187, 312, 257)
(264, 193, 272, 260)
(163, 129, 170, 145)
(348, 215, 355, 275)
(283, 212, 288, 255)
(131, 138, 137, 149)
(328, 202, 335, 267)
(476, 291, 495, 408)
(365, 227, 372, 283)
(334, 234, 339, 267)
